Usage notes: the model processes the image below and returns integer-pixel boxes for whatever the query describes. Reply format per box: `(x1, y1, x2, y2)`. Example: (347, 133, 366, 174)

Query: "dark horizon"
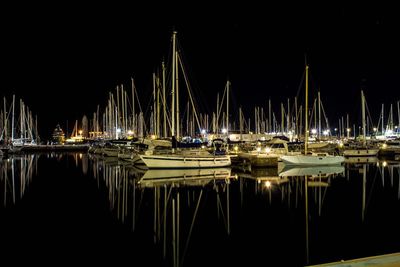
(2, 5, 400, 139)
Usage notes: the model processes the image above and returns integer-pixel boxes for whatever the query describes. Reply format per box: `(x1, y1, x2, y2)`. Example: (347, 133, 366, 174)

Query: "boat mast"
(171, 31, 177, 137)
(318, 91, 321, 139)
(226, 80, 229, 136)
(305, 65, 309, 154)
(175, 49, 180, 139)
(361, 90, 366, 147)
(11, 95, 15, 142)
(397, 101, 400, 135)
(162, 61, 167, 138)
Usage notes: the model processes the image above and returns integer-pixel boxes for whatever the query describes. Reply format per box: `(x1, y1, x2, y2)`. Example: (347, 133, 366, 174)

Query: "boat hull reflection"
(279, 165, 345, 177)
(138, 168, 232, 187)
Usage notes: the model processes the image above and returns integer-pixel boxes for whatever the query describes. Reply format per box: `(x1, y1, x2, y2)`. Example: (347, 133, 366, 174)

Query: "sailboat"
(139, 31, 231, 169)
(280, 65, 345, 166)
(343, 90, 379, 157)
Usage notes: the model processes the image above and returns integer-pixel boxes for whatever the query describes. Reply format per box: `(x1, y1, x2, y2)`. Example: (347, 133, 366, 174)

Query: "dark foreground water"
(1, 153, 399, 266)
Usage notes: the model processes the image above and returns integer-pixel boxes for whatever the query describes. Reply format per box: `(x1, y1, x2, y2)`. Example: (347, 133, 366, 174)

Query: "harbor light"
(221, 128, 227, 134)
(311, 129, 317, 135)
(265, 147, 271, 153)
(347, 128, 351, 132)
(234, 145, 239, 152)
(201, 129, 206, 134)
(256, 147, 261, 152)
(373, 127, 377, 132)
(264, 181, 271, 188)
(116, 128, 121, 133)
(79, 130, 83, 135)
(382, 161, 387, 167)
(323, 130, 329, 136)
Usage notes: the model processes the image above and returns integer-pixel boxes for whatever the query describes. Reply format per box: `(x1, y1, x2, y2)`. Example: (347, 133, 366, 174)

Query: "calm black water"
(1, 153, 399, 266)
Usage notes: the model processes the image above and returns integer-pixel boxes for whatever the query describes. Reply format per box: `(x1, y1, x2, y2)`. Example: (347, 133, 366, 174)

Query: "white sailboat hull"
(280, 154, 345, 166)
(139, 154, 231, 169)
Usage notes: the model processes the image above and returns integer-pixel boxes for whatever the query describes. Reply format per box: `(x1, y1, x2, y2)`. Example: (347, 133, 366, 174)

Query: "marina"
(2, 5, 400, 267)
(1, 152, 399, 266)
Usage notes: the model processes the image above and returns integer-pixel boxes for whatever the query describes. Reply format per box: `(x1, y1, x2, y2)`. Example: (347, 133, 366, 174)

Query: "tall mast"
(361, 90, 366, 147)
(318, 91, 321, 138)
(171, 31, 177, 137)
(131, 78, 135, 136)
(162, 61, 167, 137)
(268, 98, 272, 133)
(381, 103, 384, 135)
(305, 65, 309, 154)
(226, 80, 230, 136)
(397, 101, 400, 134)
(153, 72, 156, 135)
(11, 95, 15, 142)
(175, 50, 180, 139)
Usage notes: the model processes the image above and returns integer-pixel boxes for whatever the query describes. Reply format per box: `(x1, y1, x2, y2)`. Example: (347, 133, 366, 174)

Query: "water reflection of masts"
(1, 154, 37, 206)
(93, 159, 134, 225)
(362, 164, 366, 222)
(145, 175, 232, 267)
(305, 175, 309, 265)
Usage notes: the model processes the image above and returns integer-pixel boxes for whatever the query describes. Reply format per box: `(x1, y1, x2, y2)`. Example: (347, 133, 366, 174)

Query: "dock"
(20, 144, 89, 152)
(307, 252, 400, 267)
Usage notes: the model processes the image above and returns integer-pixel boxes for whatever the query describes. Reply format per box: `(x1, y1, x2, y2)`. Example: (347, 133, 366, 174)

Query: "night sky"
(2, 4, 400, 139)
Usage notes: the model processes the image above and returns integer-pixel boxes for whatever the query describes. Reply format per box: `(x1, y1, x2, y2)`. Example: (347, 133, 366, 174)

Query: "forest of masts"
(0, 95, 39, 144)
(83, 33, 400, 142)
(82, 33, 400, 142)
(84, 74, 400, 142)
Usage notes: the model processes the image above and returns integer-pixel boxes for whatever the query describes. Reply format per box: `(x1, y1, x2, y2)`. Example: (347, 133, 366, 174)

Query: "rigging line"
(366, 166, 380, 213)
(180, 190, 203, 267)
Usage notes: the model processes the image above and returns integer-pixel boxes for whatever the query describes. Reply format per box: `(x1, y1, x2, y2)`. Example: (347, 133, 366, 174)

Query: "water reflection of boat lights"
(256, 177, 290, 189)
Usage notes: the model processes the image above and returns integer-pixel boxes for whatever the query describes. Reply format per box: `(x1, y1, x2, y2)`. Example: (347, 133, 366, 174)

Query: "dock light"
(201, 145, 205, 149)
(79, 130, 83, 135)
(150, 135, 156, 140)
(323, 130, 329, 136)
(347, 128, 351, 132)
(383, 161, 387, 167)
(373, 127, 377, 132)
(256, 147, 261, 152)
(127, 130, 133, 135)
(265, 147, 271, 153)
(311, 129, 317, 134)
(221, 128, 227, 134)
(264, 181, 271, 188)
(338, 142, 344, 148)
(116, 128, 121, 133)
(382, 143, 387, 149)
(234, 145, 239, 152)
(201, 129, 206, 134)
